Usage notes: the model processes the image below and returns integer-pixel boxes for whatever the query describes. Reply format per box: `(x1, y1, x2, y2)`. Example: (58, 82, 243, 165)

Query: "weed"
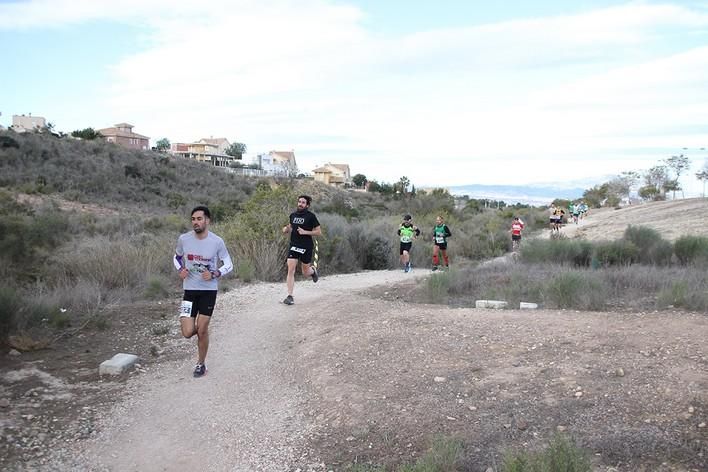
(502, 434, 591, 472)
(151, 324, 170, 336)
(236, 259, 256, 283)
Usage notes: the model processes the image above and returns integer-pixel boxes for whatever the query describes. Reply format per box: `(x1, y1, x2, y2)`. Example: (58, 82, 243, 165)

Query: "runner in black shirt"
(281, 195, 321, 305)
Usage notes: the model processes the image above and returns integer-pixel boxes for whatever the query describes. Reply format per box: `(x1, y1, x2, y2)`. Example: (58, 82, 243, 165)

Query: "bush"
(623, 225, 671, 265)
(521, 239, 593, 267)
(593, 240, 639, 266)
(543, 271, 606, 310)
(144, 275, 170, 300)
(673, 235, 708, 266)
(236, 259, 255, 283)
(424, 270, 451, 304)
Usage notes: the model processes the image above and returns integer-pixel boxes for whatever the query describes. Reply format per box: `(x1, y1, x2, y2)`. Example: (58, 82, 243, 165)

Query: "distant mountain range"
(447, 183, 588, 205)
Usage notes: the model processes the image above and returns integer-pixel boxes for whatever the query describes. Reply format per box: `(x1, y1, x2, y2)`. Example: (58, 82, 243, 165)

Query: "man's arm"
(282, 223, 292, 234)
(297, 225, 321, 236)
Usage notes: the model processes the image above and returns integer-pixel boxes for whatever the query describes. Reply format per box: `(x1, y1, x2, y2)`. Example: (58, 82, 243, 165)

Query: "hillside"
(560, 198, 708, 241)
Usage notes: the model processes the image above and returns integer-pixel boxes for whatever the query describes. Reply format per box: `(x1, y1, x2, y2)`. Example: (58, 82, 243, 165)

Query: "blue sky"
(2, 0, 708, 194)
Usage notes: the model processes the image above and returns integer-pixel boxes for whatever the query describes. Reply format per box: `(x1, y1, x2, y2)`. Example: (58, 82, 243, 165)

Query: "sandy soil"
(1, 199, 707, 471)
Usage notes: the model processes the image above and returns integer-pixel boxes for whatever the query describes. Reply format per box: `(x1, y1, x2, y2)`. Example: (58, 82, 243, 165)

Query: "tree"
(155, 138, 170, 152)
(696, 168, 708, 198)
(664, 154, 690, 199)
(642, 165, 669, 201)
(352, 173, 367, 188)
(395, 176, 411, 195)
(71, 128, 102, 140)
(226, 142, 247, 159)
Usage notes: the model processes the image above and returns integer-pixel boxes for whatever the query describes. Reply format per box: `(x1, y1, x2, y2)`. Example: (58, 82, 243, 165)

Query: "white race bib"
(179, 300, 193, 318)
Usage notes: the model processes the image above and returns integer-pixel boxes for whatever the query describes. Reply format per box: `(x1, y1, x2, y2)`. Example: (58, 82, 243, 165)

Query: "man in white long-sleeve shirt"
(174, 206, 233, 377)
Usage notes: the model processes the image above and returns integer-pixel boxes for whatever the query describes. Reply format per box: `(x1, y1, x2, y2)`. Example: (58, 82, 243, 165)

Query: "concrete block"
(519, 302, 538, 310)
(99, 353, 139, 375)
(475, 300, 508, 309)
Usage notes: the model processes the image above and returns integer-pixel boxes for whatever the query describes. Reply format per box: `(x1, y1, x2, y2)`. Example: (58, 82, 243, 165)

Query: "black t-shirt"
(289, 210, 320, 248)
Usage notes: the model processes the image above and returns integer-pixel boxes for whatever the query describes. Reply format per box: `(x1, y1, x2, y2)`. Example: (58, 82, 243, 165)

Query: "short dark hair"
(191, 205, 211, 219)
(298, 195, 312, 206)
(403, 214, 412, 221)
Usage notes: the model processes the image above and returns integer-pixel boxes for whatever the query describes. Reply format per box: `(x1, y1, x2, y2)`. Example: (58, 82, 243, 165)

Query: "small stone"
(688, 406, 695, 413)
(345, 436, 355, 442)
(503, 423, 511, 429)
(699, 422, 706, 428)
(556, 425, 567, 432)
(434, 376, 446, 383)
(446, 416, 457, 421)
(8, 349, 20, 357)
(615, 368, 625, 377)
(468, 406, 477, 411)
(517, 418, 528, 430)
(0, 399, 9, 408)
(574, 391, 583, 398)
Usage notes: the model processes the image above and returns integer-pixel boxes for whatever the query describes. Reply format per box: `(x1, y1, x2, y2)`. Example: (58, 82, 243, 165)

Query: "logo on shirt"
(292, 217, 305, 224)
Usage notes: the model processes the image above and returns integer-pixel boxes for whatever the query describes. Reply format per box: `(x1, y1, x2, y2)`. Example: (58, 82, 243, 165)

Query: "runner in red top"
(510, 216, 525, 252)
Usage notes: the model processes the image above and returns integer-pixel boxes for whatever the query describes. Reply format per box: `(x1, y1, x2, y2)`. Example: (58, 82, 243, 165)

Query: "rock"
(8, 349, 20, 356)
(0, 398, 9, 408)
(475, 300, 508, 309)
(574, 391, 583, 398)
(517, 418, 528, 430)
(519, 302, 538, 310)
(615, 368, 625, 377)
(434, 376, 446, 383)
(699, 422, 706, 428)
(688, 406, 695, 413)
(556, 425, 567, 432)
(99, 353, 139, 375)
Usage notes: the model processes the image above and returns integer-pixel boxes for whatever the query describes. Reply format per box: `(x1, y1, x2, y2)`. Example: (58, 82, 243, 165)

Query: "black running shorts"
(400, 242, 413, 255)
(288, 245, 313, 264)
(183, 290, 217, 317)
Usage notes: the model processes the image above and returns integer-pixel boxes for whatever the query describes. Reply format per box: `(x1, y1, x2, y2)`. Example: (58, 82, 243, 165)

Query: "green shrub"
(623, 225, 671, 265)
(503, 434, 591, 472)
(544, 271, 606, 310)
(399, 436, 463, 472)
(521, 239, 593, 267)
(673, 235, 708, 266)
(425, 270, 451, 304)
(593, 240, 638, 266)
(236, 259, 255, 283)
(144, 275, 170, 300)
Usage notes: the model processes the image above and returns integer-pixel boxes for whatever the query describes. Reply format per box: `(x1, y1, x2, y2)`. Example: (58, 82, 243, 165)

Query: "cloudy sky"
(2, 0, 708, 194)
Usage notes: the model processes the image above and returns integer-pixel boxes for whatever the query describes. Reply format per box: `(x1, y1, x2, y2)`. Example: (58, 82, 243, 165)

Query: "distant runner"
(174, 206, 233, 378)
(431, 215, 452, 271)
(282, 195, 321, 305)
(398, 214, 420, 273)
(510, 216, 525, 252)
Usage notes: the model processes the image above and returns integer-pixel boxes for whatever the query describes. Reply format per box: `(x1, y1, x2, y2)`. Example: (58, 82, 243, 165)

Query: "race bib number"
(290, 246, 306, 254)
(179, 300, 193, 318)
(400, 236, 412, 243)
(435, 235, 445, 243)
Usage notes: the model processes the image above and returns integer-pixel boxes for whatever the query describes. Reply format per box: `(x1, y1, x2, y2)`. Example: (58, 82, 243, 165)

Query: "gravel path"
(51, 270, 416, 472)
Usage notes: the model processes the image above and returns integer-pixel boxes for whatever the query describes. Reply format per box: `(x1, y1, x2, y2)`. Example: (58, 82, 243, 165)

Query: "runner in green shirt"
(397, 214, 420, 273)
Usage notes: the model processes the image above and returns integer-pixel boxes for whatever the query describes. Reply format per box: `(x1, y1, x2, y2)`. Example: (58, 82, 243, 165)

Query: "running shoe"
(283, 295, 294, 305)
(193, 363, 206, 378)
(432, 266, 438, 272)
(311, 267, 319, 283)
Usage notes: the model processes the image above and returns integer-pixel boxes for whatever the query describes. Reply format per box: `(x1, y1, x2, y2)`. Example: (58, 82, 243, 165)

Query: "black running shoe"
(193, 363, 206, 378)
(311, 267, 319, 283)
(283, 295, 294, 305)
(432, 266, 438, 272)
